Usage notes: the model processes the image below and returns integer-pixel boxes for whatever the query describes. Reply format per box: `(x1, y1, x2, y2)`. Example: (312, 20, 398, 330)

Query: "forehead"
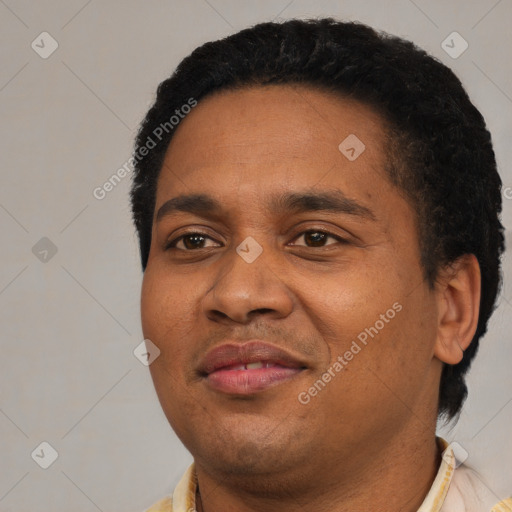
(162, 84, 387, 170)
(154, 84, 393, 218)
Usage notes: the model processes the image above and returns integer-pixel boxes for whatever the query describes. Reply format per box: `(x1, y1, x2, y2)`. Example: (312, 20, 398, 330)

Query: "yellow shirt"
(145, 438, 512, 512)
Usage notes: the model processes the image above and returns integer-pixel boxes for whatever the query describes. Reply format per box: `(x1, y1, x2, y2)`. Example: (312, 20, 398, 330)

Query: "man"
(129, 17, 511, 512)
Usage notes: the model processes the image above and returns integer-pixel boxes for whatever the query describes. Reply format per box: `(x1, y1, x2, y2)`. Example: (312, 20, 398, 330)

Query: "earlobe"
(433, 254, 481, 365)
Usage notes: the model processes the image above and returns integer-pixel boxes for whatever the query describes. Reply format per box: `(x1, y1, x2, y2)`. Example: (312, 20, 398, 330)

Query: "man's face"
(141, 85, 442, 483)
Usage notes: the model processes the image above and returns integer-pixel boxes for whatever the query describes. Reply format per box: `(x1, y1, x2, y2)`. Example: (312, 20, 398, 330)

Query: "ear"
(433, 254, 481, 365)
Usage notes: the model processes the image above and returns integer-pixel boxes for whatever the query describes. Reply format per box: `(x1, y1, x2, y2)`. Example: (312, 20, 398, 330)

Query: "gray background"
(0, 1, 511, 510)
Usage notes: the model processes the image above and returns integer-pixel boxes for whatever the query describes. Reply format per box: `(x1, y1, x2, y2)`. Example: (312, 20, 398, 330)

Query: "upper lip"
(198, 340, 307, 375)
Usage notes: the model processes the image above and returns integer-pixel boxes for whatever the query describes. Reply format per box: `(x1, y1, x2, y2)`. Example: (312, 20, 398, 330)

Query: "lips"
(198, 341, 307, 395)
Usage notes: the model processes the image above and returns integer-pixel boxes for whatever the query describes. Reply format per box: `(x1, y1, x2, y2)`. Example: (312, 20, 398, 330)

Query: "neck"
(194, 424, 441, 512)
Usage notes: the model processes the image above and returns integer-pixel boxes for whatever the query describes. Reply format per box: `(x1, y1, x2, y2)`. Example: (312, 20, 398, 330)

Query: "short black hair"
(130, 17, 505, 420)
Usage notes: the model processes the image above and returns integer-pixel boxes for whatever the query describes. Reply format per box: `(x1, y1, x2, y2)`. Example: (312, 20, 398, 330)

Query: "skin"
(140, 84, 481, 512)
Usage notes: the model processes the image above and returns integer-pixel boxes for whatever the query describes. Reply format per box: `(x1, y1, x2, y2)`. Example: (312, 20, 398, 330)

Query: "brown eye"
(292, 230, 346, 247)
(182, 234, 207, 249)
(166, 233, 220, 250)
(304, 231, 328, 247)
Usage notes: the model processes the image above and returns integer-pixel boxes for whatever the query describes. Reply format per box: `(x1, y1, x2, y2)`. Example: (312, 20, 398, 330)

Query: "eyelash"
(165, 229, 349, 251)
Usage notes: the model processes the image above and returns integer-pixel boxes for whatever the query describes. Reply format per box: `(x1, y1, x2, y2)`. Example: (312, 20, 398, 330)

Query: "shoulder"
(143, 495, 173, 512)
(442, 465, 512, 512)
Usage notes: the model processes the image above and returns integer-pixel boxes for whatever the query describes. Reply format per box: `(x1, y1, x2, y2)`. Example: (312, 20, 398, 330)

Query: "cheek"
(140, 268, 198, 355)
(296, 261, 399, 342)
(301, 255, 433, 380)
(349, 282, 438, 402)
(141, 270, 202, 415)
(140, 270, 165, 340)
(141, 265, 204, 378)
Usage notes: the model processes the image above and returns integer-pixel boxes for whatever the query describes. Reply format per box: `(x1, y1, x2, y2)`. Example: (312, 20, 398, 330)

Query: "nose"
(202, 242, 294, 325)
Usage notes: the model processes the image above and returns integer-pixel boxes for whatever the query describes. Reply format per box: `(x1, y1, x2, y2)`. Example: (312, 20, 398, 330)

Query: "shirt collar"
(171, 462, 197, 512)
(417, 437, 455, 512)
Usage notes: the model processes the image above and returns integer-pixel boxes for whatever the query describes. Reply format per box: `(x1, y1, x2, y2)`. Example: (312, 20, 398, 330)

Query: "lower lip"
(205, 366, 303, 395)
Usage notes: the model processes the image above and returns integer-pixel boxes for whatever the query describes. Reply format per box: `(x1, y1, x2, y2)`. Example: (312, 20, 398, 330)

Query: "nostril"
(251, 308, 274, 315)
(210, 310, 229, 320)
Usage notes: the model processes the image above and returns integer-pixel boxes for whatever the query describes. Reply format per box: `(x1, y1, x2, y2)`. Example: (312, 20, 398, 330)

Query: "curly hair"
(130, 17, 505, 420)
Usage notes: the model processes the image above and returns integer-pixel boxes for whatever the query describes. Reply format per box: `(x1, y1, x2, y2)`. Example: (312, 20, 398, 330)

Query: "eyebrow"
(155, 191, 376, 223)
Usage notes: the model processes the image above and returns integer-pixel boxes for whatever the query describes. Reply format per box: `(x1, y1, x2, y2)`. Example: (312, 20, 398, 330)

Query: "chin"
(193, 428, 307, 477)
